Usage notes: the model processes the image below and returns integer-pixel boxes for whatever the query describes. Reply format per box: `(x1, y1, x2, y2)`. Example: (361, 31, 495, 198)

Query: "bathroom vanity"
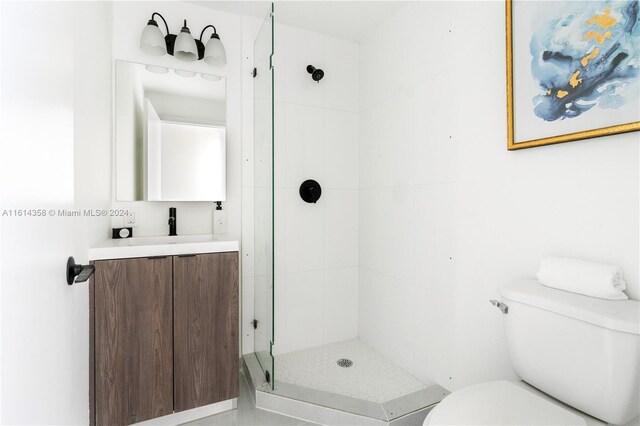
(88, 236, 239, 425)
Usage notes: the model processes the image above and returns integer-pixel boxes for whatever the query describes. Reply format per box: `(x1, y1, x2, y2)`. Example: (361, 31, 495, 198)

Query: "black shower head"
(307, 65, 324, 82)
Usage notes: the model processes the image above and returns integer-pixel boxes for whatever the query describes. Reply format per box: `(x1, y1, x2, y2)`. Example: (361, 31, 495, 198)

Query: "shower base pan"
(243, 340, 449, 425)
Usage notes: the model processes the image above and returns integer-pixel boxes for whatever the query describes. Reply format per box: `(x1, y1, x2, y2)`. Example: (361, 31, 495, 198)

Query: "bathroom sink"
(122, 234, 219, 246)
(88, 234, 239, 261)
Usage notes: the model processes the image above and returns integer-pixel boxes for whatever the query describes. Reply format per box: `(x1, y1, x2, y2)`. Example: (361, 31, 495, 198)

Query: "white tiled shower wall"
(357, 1, 639, 393)
(241, 19, 359, 356)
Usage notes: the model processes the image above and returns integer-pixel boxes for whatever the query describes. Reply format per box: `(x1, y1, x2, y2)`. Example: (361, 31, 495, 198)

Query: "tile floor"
(275, 339, 429, 403)
(183, 371, 318, 426)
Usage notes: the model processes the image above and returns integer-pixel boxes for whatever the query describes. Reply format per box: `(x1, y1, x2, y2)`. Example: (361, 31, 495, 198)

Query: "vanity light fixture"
(140, 12, 227, 66)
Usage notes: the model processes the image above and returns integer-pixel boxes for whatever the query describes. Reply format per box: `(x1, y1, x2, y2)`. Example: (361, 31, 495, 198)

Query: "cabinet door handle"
(147, 256, 168, 260)
(177, 254, 196, 258)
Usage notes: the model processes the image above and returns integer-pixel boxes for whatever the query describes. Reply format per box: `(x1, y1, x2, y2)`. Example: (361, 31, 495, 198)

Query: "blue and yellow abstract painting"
(530, 1, 640, 122)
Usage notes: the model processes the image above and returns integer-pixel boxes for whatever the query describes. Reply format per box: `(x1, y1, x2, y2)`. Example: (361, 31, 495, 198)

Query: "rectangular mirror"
(115, 60, 226, 201)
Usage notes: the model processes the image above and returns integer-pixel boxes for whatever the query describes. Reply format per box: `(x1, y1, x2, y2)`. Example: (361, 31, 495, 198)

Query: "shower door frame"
(253, 2, 275, 390)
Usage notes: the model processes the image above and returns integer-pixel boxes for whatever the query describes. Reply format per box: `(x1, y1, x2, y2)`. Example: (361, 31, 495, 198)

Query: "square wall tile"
(324, 189, 358, 269)
(324, 109, 358, 190)
(253, 187, 273, 278)
(254, 102, 273, 190)
(274, 23, 288, 103)
(358, 105, 381, 190)
(285, 301, 324, 353)
(285, 189, 324, 273)
(409, 2, 460, 86)
(412, 184, 457, 296)
(286, 270, 323, 305)
(241, 98, 254, 187)
(285, 270, 324, 352)
(241, 187, 255, 278)
(274, 101, 287, 188)
(412, 72, 461, 185)
(358, 28, 382, 111)
(284, 103, 324, 189)
(324, 36, 359, 112)
(241, 275, 255, 355)
(381, 276, 415, 374)
(274, 188, 287, 275)
(378, 94, 413, 188)
(254, 274, 273, 354)
(358, 189, 381, 271)
(378, 4, 412, 102)
(323, 267, 358, 344)
(413, 286, 455, 387)
(273, 273, 287, 355)
(379, 186, 414, 283)
(358, 267, 384, 353)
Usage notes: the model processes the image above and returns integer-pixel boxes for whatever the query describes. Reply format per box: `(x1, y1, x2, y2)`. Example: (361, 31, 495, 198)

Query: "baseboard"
(132, 398, 237, 425)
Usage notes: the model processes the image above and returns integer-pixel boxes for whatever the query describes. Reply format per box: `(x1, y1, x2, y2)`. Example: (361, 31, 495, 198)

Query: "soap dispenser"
(213, 202, 227, 234)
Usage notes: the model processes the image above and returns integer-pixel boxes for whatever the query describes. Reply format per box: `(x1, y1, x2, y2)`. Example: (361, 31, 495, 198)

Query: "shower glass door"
(253, 3, 275, 388)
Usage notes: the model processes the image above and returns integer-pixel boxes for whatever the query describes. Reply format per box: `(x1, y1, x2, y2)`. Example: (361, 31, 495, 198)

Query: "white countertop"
(88, 234, 239, 261)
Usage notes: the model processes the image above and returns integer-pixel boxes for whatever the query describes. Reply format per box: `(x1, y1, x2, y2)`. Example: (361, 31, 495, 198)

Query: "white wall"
(0, 1, 244, 422)
(110, 1, 242, 239)
(240, 18, 360, 355)
(114, 60, 144, 201)
(0, 1, 112, 423)
(357, 1, 639, 392)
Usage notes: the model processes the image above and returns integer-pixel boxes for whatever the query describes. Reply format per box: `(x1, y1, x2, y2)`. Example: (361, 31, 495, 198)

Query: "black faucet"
(168, 207, 177, 236)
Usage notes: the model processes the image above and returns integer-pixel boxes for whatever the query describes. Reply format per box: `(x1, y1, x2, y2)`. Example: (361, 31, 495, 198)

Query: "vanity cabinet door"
(173, 252, 239, 412)
(93, 257, 173, 425)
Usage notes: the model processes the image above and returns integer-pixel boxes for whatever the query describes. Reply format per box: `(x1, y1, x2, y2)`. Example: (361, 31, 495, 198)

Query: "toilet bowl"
(423, 279, 640, 426)
(424, 380, 599, 425)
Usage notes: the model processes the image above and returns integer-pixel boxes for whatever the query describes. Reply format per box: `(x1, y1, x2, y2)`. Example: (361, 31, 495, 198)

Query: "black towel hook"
(66, 257, 95, 285)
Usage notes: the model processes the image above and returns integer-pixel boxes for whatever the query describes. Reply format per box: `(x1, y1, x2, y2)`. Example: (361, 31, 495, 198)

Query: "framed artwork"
(506, 0, 640, 150)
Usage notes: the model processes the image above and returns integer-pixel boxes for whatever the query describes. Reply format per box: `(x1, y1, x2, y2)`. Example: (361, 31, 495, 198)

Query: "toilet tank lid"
(499, 279, 639, 335)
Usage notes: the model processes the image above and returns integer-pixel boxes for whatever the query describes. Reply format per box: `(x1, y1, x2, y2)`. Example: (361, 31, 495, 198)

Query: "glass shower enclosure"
(248, 5, 450, 422)
(253, 3, 275, 389)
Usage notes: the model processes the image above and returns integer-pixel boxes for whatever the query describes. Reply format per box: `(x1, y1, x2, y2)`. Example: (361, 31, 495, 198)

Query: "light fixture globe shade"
(174, 28, 198, 62)
(140, 23, 167, 56)
(204, 36, 227, 66)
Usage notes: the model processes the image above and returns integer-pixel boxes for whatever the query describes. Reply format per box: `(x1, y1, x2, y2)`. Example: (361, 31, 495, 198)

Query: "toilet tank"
(499, 279, 640, 425)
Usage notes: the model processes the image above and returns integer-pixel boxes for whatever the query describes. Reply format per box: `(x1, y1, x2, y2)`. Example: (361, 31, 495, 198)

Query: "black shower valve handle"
(299, 179, 322, 203)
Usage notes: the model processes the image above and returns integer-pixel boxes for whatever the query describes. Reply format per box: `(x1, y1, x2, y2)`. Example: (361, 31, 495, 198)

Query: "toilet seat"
(423, 381, 587, 425)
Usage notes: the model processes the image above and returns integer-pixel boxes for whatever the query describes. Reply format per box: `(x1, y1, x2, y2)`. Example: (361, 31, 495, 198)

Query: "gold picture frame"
(506, 0, 640, 150)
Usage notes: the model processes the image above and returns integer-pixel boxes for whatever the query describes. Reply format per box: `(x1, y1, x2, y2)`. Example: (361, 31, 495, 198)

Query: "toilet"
(424, 279, 640, 425)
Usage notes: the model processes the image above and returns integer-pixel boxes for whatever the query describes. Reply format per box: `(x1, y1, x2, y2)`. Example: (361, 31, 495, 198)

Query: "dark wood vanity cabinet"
(90, 252, 239, 426)
(92, 257, 173, 425)
(173, 252, 239, 412)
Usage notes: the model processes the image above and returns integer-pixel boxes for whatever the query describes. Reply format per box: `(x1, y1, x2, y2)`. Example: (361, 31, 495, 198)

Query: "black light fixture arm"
(151, 12, 170, 35)
(199, 24, 219, 41)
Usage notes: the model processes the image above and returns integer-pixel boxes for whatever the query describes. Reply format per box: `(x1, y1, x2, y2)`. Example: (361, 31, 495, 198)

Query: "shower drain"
(337, 358, 353, 368)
